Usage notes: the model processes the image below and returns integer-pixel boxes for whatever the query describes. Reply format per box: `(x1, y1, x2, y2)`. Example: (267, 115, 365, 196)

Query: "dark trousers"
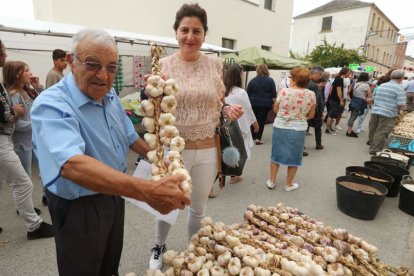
(308, 113, 323, 146)
(251, 106, 271, 140)
(46, 189, 125, 276)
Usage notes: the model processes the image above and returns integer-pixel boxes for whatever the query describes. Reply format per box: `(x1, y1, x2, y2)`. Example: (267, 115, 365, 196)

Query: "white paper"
(123, 159, 180, 225)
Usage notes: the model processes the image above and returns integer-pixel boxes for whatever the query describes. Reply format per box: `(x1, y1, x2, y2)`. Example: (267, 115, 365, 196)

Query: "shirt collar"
(66, 73, 115, 108)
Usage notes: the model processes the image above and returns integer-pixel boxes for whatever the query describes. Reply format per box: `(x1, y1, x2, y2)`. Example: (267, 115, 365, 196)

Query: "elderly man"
(0, 39, 54, 240)
(368, 70, 407, 154)
(31, 29, 191, 276)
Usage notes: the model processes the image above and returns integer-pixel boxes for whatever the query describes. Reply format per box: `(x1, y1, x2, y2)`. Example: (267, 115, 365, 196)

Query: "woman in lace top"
(148, 3, 243, 270)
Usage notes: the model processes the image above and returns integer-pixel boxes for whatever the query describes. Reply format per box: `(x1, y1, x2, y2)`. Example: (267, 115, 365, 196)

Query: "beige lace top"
(160, 53, 224, 142)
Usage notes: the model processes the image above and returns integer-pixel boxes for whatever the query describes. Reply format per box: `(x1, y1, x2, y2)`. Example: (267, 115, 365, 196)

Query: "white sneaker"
(355, 128, 362, 134)
(266, 180, 275, 190)
(284, 183, 299, 192)
(149, 244, 166, 270)
(335, 125, 343, 131)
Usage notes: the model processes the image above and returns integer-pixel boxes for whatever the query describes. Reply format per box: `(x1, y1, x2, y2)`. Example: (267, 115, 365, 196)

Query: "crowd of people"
(0, 2, 411, 275)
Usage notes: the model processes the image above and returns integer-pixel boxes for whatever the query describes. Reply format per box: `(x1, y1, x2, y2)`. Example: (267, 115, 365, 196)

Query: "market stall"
(142, 203, 411, 275)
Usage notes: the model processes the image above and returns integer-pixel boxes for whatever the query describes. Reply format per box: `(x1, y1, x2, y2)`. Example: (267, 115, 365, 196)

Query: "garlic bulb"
(227, 257, 241, 275)
(239, 267, 254, 276)
(145, 83, 164, 98)
(143, 117, 156, 133)
(170, 136, 185, 152)
(161, 95, 177, 113)
(163, 79, 179, 96)
(159, 125, 179, 146)
(144, 133, 157, 149)
(197, 268, 209, 276)
(158, 112, 176, 127)
(162, 250, 178, 265)
(147, 150, 160, 163)
(139, 99, 155, 117)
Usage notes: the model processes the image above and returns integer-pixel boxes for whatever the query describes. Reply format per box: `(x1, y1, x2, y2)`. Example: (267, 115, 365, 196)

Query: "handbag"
(218, 117, 247, 176)
(210, 116, 247, 198)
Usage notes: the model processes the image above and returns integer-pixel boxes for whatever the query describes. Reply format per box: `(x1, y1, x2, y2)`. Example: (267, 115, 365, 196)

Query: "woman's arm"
(306, 104, 316, 119)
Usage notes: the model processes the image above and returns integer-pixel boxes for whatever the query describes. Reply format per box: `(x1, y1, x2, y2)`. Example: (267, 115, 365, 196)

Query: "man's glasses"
(73, 55, 119, 74)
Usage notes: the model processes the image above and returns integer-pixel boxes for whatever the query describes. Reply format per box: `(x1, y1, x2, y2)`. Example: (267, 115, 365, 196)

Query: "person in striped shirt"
(368, 70, 407, 154)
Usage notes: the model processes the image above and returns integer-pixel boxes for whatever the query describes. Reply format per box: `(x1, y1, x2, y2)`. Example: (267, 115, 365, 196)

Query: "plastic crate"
(388, 133, 414, 151)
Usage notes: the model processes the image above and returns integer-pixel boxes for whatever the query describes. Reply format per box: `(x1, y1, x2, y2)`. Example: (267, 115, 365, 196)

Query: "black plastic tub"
(345, 166, 393, 191)
(364, 161, 410, 197)
(336, 175, 388, 220)
(387, 148, 414, 170)
(371, 155, 407, 168)
(399, 176, 414, 216)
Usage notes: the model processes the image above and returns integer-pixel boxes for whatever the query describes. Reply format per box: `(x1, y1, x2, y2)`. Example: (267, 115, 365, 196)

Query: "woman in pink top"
(148, 3, 243, 270)
(265, 67, 316, 192)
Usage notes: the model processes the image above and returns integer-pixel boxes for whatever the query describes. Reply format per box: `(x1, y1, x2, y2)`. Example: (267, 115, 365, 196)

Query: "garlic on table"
(242, 256, 259, 268)
(210, 265, 225, 276)
(227, 257, 242, 275)
(217, 251, 231, 267)
(197, 268, 210, 276)
(239, 267, 254, 276)
(162, 250, 178, 265)
(254, 267, 271, 276)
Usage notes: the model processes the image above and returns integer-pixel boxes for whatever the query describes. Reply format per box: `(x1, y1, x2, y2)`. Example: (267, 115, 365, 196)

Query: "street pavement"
(0, 120, 413, 275)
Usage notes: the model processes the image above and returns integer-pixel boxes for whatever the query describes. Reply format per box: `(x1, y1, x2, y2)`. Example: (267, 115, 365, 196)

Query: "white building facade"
(291, 0, 406, 76)
(33, 0, 293, 56)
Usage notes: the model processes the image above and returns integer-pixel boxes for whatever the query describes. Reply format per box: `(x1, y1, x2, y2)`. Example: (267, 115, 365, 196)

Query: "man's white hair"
(70, 28, 117, 56)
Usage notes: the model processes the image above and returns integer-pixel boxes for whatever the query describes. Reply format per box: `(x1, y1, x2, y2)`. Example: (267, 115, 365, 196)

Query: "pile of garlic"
(393, 112, 414, 139)
(144, 203, 410, 276)
(140, 45, 191, 195)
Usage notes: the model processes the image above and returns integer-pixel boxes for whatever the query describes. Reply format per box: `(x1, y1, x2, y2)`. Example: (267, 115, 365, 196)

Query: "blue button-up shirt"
(31, 73, 138, 200)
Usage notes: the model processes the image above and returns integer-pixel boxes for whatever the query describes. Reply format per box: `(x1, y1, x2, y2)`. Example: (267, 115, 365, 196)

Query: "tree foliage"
(306, 39, 366, 68)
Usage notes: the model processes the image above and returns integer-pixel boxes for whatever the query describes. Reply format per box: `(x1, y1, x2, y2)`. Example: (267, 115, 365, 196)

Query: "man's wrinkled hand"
(144, 174, 191, 214)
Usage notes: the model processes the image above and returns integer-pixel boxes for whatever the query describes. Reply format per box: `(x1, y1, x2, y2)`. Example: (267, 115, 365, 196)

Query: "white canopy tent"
(0, 17, 235, 92)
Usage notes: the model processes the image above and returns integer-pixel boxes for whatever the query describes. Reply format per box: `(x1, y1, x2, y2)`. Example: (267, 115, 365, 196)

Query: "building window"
(376, 49, 379, 61)
(380, 21, 384, 37)
(376, 18, 380, 32)
(371, 46, 375, 59)
(264, 0, 275, 11)
(321, 16, 332, 31)
(222, 38, 236, 49)
(370, 13, 376, 30)
(261, 45, 272, 51)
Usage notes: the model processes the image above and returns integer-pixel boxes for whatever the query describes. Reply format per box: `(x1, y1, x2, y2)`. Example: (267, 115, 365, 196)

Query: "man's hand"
(12, 104, 25, 117)
(141, 174, 191, 214)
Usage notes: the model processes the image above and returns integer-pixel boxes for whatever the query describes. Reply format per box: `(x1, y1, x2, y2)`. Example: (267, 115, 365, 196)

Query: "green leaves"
(305, 38, 366, 68)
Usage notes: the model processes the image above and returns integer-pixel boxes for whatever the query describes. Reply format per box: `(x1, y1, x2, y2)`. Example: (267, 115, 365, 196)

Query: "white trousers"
(156, 147, 218, 245)
(0, 135, 42, 231)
